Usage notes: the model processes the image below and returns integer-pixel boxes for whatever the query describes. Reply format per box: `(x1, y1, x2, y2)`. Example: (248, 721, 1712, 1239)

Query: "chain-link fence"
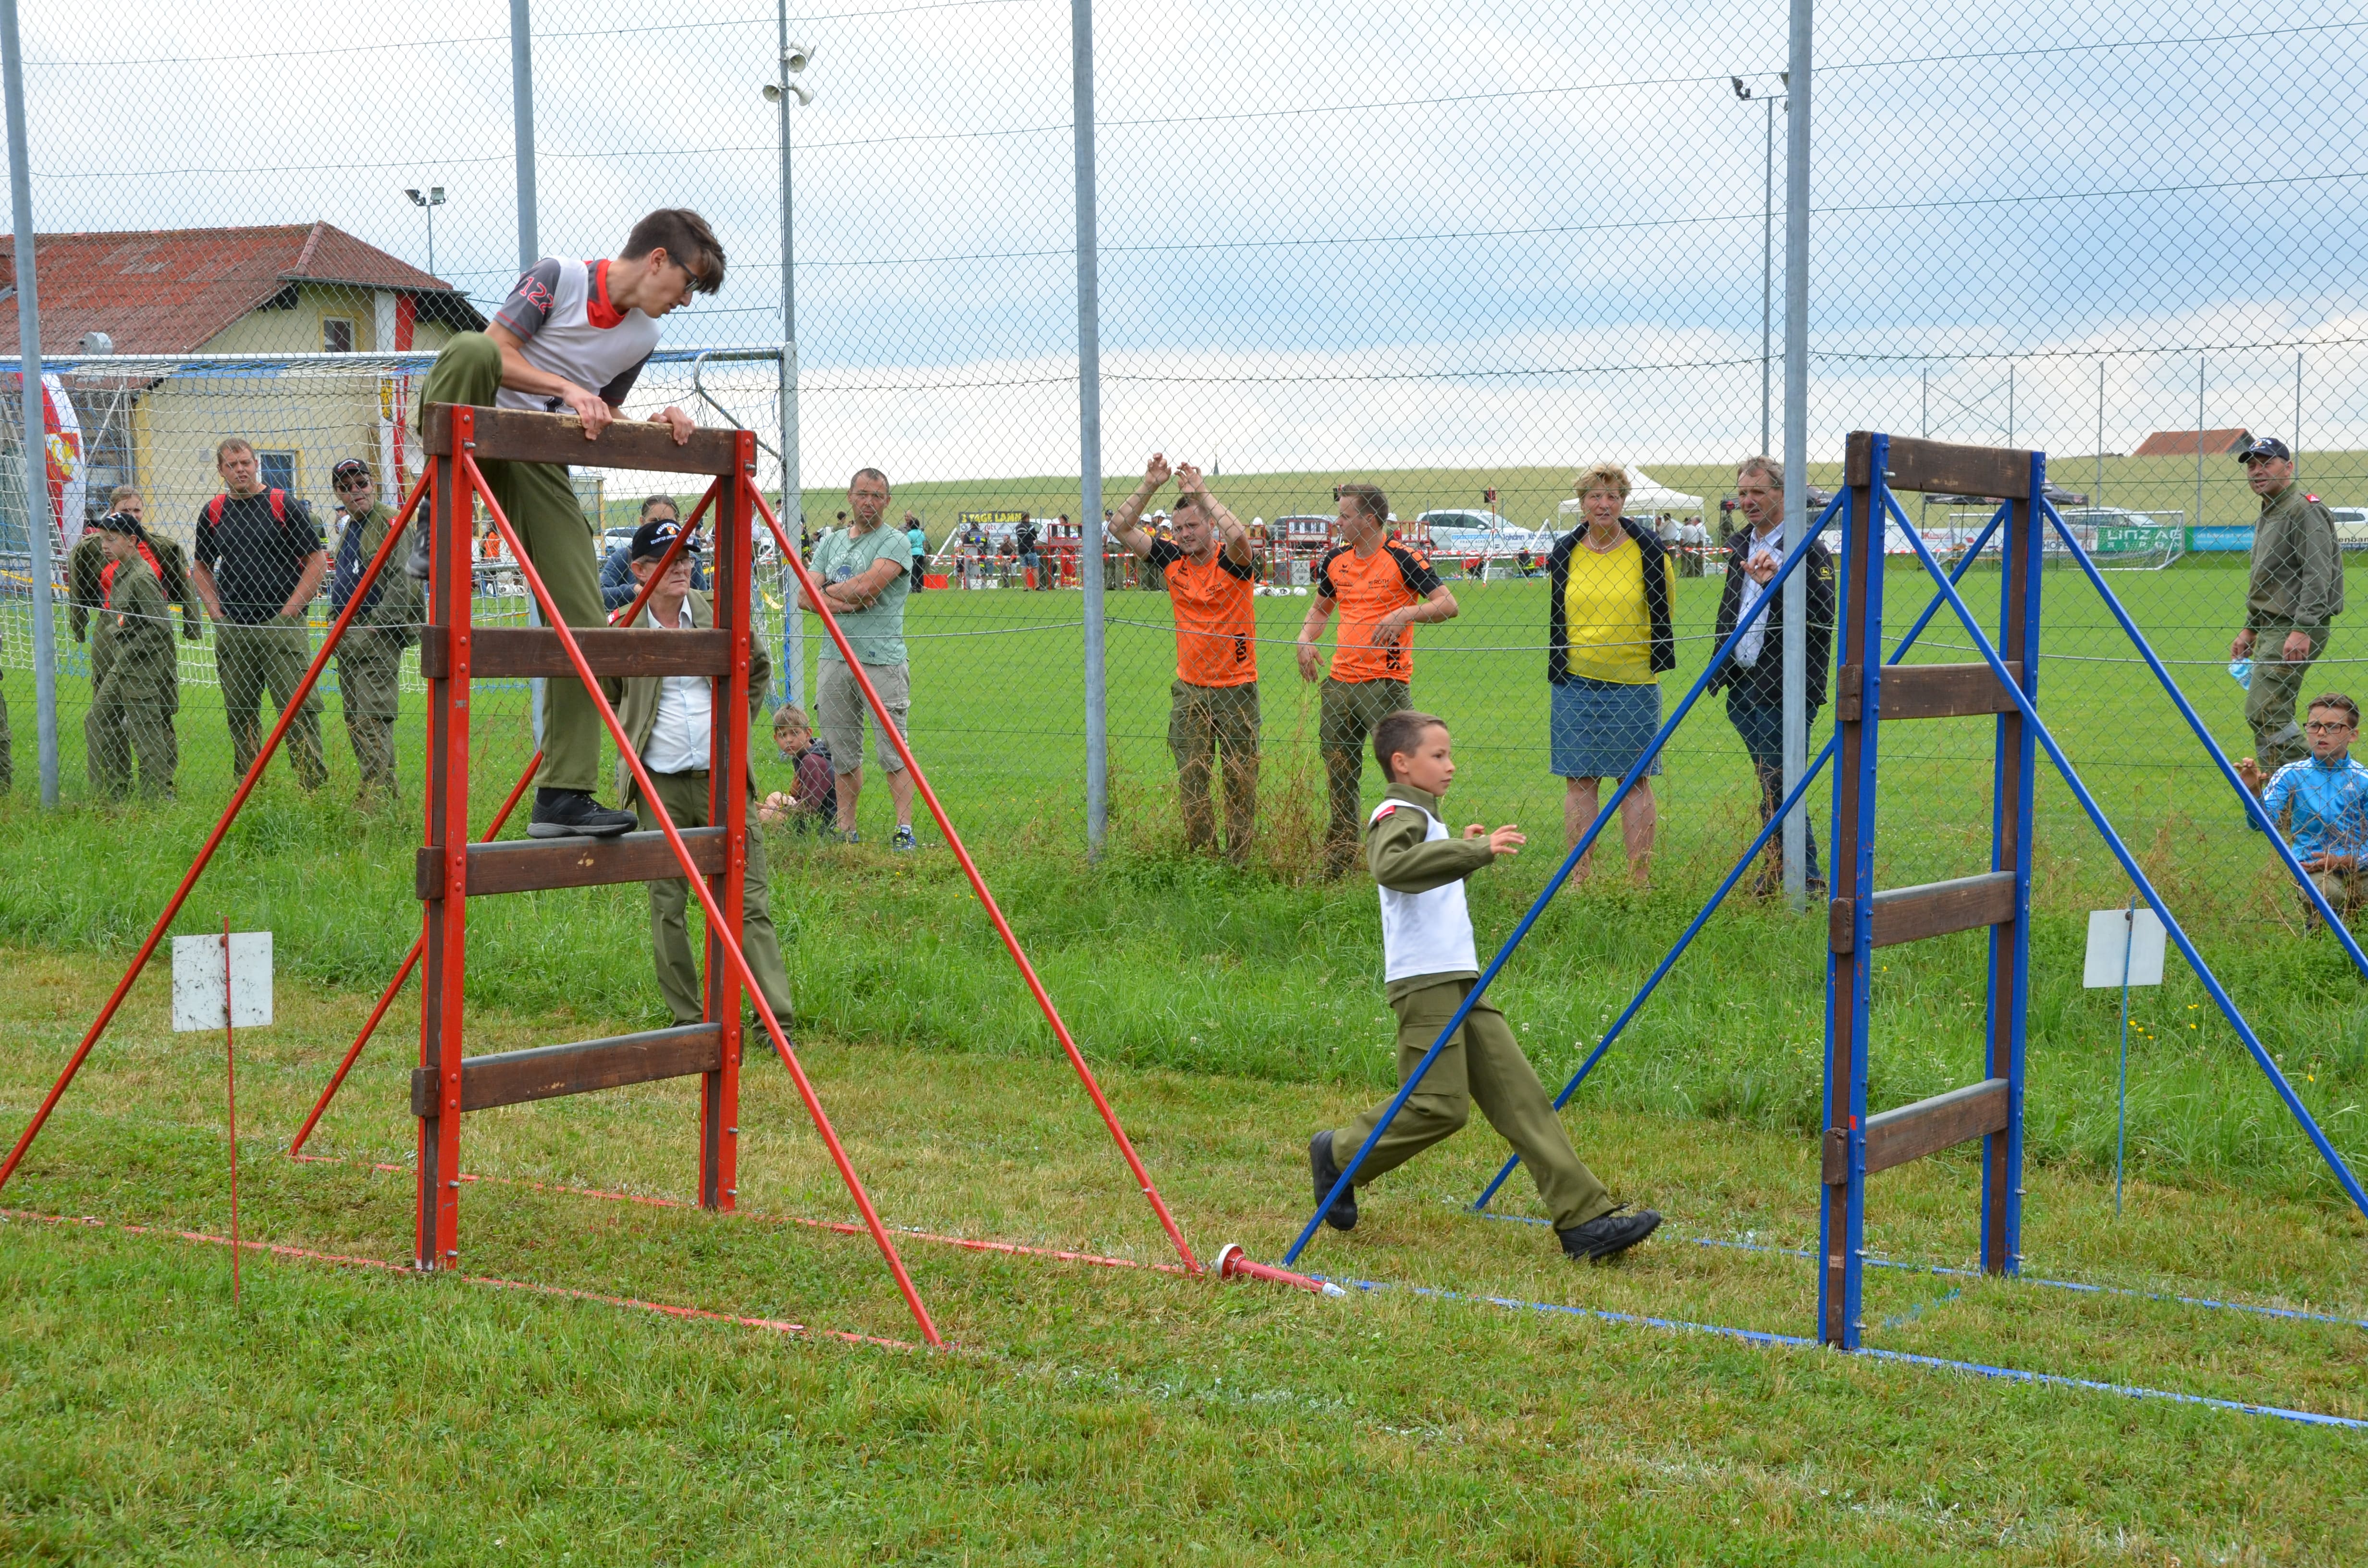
(0, 0, 2362, 927)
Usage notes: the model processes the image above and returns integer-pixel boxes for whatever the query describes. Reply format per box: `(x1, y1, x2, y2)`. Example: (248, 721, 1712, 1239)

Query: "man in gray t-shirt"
(803, 466, 918, 849)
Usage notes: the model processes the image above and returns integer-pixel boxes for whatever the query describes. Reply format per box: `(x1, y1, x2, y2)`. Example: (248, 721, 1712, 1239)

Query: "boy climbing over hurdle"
(1307, 710, 1661, 1261)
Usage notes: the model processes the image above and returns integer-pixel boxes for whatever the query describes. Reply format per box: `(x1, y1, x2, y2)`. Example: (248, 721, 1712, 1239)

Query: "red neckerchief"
(587, 259, 626, 329)
(99, 539, 163, 608)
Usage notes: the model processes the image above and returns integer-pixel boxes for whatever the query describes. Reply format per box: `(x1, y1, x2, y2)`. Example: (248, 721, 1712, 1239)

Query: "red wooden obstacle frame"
(1, 401, 1200, 1352)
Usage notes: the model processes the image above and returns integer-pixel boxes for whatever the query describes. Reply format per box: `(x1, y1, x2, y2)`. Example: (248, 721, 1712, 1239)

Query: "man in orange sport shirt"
(1110, 453, 1262, 862)
(1296, 482, 1459, 876)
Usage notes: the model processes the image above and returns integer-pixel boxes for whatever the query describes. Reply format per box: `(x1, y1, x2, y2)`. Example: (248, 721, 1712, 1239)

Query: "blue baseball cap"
(630, 515, 703, 562)
(2237, 436, 2293, 464)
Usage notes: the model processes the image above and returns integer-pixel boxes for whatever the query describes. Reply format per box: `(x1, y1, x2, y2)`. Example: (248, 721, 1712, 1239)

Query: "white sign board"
(172, 932, 273, 1031)
(2082, 908, 2166, 989)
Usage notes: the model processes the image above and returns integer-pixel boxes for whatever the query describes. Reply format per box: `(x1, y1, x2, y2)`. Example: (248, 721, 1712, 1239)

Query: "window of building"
(258, 452, 297, 494)
(322, 317, 354, 354)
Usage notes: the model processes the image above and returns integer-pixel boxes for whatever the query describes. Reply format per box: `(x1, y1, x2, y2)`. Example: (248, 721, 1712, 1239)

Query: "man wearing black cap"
(86, 512, 179, 800)
(607, 515, 795, 1029)
(2232, 437, 2343, 776)
(328, 458, 423, 802)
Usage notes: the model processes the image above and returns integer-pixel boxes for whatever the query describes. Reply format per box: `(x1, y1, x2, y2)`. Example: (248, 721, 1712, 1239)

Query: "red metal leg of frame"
(751, 488, 1201, 1275)
(286, 749, 542, 1159)
(0, 472, 431, 1193)
(464, 436, 941, 1347)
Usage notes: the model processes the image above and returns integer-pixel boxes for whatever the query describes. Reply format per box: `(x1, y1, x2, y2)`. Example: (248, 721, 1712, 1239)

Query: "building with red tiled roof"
(2131, 428, 2251, 458)
(0, 223, 486, 544)
(0, 222, 480, 357)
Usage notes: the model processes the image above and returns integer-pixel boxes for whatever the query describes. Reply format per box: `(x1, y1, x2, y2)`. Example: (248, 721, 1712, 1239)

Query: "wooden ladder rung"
(410, 1024, 725, 1117)
(1845, 430, 2033, 500)
(1828, 870, 2018, 951)
(417, 827, 729, 900)
(1835, 662, 2023, 722)
(1822, 1077, 2010, 1184)
(423, 403, 745, 476)
(419, 626, 733, 681)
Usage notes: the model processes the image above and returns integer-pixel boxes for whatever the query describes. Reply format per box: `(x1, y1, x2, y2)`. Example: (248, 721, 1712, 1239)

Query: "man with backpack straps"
(191, 437, 330, 789)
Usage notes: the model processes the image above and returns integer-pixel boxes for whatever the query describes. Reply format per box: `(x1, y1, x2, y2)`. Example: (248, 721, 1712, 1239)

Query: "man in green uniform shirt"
(86, 512, 179, 800)
(192, 438, 330, 790)
(2232, 437, 2345, 773)
(608, 515, 795, 1030)
(327, 457, 423, 802)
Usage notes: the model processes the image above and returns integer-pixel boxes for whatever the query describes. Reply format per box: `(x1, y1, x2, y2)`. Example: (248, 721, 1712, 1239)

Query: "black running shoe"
(1308, 1131, 1359, 1232)
(1558, 1205, 1662, 1261)
(527, 788, 637, 839)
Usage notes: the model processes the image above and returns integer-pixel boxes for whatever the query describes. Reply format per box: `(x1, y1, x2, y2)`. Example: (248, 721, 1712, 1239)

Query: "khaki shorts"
(816, 658, 911, 776)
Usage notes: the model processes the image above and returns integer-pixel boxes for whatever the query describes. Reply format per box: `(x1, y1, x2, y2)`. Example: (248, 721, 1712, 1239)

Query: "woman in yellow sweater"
(1545, 463, 1677, 885)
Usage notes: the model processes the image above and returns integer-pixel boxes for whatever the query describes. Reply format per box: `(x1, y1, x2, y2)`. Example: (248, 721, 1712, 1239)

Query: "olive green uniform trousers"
(2245, 621, 2331, 773)
(419, 333, 607, 794)
(338, 627, 407, 798)
(1168, 679, 1260, 861)
(636, 767, 796, 1029)
(1329, 977, 1612, 1231)
(214, 617, 326, 788)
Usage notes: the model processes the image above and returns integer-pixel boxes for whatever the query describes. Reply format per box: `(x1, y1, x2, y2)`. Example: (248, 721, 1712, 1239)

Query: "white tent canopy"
(1557, 467, 1704, 522)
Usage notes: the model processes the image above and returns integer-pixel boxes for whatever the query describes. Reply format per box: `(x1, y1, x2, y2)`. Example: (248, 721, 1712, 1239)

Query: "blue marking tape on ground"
(1313, 1271, 2368, 1432)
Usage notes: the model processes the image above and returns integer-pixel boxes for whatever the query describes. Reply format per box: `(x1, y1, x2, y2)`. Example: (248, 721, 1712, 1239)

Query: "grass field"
(3, 946, 2364, 1563)
(4, 467, 2367, 1557)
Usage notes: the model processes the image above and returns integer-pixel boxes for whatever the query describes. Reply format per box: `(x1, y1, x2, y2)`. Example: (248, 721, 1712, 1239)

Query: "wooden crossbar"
(1829, 871, 2018, 952)
(409, 1024, 725, 1117)
(1822, 1078, 2011, 1184)
(423, 403, 744, 476)
(1844, 430, 2034, 500)
(1834, 661, 2024, 722)
(419, 627, 733, 681)
(416, 828, 729, 900)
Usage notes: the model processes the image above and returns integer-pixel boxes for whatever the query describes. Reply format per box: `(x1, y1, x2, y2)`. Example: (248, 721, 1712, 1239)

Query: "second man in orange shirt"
(1297, 483, 1459, 877)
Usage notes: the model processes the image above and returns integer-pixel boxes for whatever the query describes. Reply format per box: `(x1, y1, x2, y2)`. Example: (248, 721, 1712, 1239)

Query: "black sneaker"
(527, 788, 636, 839)
(1308, 1131, 1358, 1232)
(1558, 1205, 1662, 1262)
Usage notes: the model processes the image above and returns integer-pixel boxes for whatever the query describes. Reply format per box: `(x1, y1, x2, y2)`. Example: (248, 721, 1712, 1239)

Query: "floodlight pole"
(775, 0, 806, 708)
(1073, 0, 1107, 857)
(2, 0, 57, 808)
(1779, 0, 1813, 907)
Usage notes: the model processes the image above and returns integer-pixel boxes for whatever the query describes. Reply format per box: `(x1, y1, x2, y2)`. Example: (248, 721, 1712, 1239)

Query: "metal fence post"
(1779, 0, 1813, 906)
(780, 342, 802, 709)
(511, 0, 537, 272)
(3, 0, 56, 808)
(1073, 0, 1106, 858)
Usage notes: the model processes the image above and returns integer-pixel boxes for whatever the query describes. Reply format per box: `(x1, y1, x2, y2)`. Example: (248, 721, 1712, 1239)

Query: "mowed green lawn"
(2, 946, 2363, 1563)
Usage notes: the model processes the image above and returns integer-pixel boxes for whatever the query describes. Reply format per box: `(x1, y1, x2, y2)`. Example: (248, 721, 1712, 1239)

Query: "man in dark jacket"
(1708, 455, 1835, 894)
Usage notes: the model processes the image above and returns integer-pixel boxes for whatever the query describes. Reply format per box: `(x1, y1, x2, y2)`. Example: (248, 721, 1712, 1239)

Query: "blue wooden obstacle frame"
(1279, 428, 2366, 1364)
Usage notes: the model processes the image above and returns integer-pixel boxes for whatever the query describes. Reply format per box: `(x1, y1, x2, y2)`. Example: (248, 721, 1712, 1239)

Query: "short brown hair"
(849, 467, 889, 492)
(1575, 462, 1629, 500)
(108, 484, 139, 507)
(1172, 491, 1205, 518)
(1373, 709, 1448, 779)
(1339, 482, 1389, 524)
(215, 437, 254, 463)
(639, 494, 678, 519)
(773, 704, 812, 732)
(2306, 693, 2360, 727)
(624, 209, 725, 294)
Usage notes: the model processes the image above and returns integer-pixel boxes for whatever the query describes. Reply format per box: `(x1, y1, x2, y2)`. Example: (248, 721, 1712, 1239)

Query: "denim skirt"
(1550, 675, 1663, 779)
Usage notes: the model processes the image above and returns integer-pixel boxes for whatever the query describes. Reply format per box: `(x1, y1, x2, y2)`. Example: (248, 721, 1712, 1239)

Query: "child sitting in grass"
(1308, 709, 1660, 1261)
(760, 704, 838, 833)
(2239, 691, 2368, 926)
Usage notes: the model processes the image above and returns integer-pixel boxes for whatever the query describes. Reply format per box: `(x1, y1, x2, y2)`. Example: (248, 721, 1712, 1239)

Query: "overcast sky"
(15, 0, 2368, 477)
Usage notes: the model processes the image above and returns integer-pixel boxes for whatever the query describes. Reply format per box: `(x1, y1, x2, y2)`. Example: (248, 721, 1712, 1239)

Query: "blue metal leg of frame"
(1277, 495, 1849, 1267)
(2038, 497, 2368, 978)
(1468, 505, 2015, 1214)
(1878, 487, 2368, 1222)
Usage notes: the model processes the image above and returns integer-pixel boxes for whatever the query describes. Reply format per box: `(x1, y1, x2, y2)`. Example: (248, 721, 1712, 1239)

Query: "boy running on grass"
(1308, 710, 1661, 1261)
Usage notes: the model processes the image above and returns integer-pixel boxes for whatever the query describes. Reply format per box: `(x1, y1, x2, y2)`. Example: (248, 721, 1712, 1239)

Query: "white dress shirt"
(640, 599, 714, 773)
(1733, 525, 1783, 667)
